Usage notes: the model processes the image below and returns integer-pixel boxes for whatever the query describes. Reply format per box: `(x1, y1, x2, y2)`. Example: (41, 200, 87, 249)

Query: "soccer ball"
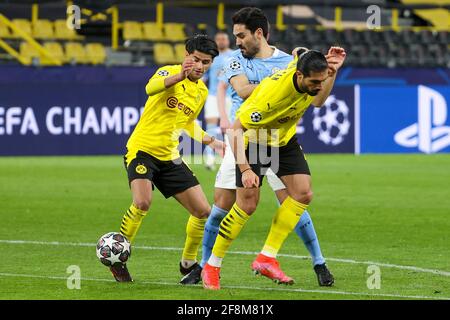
(96, 232, 131, 267)
(250, 111, 262, 123)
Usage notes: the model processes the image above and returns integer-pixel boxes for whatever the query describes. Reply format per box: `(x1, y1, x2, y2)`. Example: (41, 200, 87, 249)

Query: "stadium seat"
(19, 42, 39, 65)
(11, 19, 32, 38)
(65, 42, 88, 64)
(54, 19, 81, 40)
(33, 20, 54, 40)
(122, 21, 143, 41)
(41, 42, 65, 64)
(85, 43, 106, 65)
(153, 43, 176, 65)
(0, 20, 11, 38)
(174, 43, 186, 63)
(142, 22, 165, 41)
(164, 23, 186, 42)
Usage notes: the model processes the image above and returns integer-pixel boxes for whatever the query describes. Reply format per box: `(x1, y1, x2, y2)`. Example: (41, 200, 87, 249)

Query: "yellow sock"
(262, 196, 308, 257)
(212, 203, 250, 258)
(119, 204, 147, 243)
(182, 215, 207, 261)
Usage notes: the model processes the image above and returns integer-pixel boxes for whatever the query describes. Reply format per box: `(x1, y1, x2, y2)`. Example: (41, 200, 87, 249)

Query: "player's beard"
(239, 41, 259, 58)
(300, 81, 320, 96)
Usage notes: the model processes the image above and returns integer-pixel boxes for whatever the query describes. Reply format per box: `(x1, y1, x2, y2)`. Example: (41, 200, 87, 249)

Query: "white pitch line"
(1, 239, 449, 278)
(0, 272, 448, 300)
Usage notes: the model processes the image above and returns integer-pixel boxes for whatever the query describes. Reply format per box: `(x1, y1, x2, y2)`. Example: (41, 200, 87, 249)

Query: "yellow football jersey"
(237, 61, 314, 147)
(126, 65, 208, 161)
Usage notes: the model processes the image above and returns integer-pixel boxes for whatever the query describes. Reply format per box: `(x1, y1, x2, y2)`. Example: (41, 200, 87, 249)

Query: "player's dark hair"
(185, 34, 219, 59)
(232, 7, 269, 38)
(296, 50, 328, 77)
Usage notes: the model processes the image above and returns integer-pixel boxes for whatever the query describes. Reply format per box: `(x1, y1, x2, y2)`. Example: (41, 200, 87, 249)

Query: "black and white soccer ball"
(96, 232, 131, 267)
(250, 111, 262, 123)
(229, 60, 241, 70)
(312, 95, 350, 146)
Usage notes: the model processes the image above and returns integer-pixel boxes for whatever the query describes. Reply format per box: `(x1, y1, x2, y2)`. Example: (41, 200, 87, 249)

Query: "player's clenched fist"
(326, 47, 346, 76)
(178, 57, 195, 80)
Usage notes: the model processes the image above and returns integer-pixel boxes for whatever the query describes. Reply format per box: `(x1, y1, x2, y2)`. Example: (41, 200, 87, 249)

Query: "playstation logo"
(394, 85, 450, 154)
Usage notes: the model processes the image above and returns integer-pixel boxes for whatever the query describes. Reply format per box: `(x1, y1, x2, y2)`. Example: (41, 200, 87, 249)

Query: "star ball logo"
(312, 95, 351, 146)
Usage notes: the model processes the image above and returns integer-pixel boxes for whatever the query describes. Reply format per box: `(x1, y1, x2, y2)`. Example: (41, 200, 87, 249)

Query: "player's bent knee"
(134, 199, 151, 211)
(291, 190, 313, 205)
(191, 204, 211, 219)
(236, 198, 258, 215)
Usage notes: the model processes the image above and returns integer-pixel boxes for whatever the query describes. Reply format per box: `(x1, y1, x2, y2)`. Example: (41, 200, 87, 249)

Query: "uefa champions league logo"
(312, 95, 351, 146)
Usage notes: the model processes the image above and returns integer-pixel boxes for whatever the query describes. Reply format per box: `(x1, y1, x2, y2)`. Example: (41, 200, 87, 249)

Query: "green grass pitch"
(0, 154, 449, 300)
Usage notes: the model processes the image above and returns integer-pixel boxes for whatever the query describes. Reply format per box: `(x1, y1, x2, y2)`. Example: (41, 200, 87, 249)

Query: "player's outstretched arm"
(217, 80, 231, 132)
(146, 58, 195, 96)
(312, 46, 346, 107)
(229, 74, 258, 100)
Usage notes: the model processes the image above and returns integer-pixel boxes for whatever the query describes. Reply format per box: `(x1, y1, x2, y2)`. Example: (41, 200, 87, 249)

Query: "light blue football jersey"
(205, 49, 233, 96)
(223, 47, 294, 122)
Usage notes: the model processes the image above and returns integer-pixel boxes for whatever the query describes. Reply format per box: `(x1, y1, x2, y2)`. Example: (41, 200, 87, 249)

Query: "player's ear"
(255, 28, 263, 40)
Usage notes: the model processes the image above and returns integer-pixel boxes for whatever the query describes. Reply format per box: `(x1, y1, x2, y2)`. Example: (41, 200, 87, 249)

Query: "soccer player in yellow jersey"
(202, 47, 346, 289)
(108, 35, 226, 282)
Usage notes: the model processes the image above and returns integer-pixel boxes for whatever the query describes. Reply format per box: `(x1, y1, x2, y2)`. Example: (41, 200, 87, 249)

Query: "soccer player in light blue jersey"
(180, 7, 334, 287)
(202, 31, 233, 170)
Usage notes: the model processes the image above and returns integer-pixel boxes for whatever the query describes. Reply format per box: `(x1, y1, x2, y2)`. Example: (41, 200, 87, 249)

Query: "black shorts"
(124, 150, 199, 198)
(236, 137, 310, 188)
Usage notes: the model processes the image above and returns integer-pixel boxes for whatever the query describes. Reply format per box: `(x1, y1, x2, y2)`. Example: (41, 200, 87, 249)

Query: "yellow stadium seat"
(54, 19, 80, 40)
(142, 22, 164, 41)
(42, 42, 65, 64)
(414, 9, 450, 31)
(11, 19, 32, 38)
(85, 43, 106, 65)
(122, 21, 143, 41)
(174, 43, 186, 63)
(33, 20, 54, 40)
(0, 20, 11, 38)
(19, 42, 39, 65)
(20, 41, 64, 65)
(164, 23, 186, 42)
(65, 42, 87, 64)
(153, 43, 176, 65)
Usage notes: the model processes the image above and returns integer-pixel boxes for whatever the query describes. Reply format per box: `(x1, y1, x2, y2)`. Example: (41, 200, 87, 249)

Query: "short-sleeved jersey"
(223, 48, 293, 122)
(127, 65, 208, 161)
(237, 61, 315, 147)
(206, 49, 233, 97)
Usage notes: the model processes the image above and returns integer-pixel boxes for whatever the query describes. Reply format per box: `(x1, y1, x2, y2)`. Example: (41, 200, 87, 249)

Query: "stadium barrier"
(0, 66, 449, 155)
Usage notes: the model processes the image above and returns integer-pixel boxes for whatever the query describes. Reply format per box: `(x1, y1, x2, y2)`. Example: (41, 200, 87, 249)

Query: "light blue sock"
(295, 211, 326, 266)
(205, 123, 220, 158)
(201, 204, 228, 267)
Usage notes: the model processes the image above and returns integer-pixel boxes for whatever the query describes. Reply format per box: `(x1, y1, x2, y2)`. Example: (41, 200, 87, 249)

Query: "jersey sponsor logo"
(250, 111, 262, 123)
(157, 70, 169, 76)
(166, 97, 195, 117)
(312, 95, 351, 146)
(135, 164, 147, 174)
(278, 112, 303, 124)
(229, 60, 241, 71)
(394, 85, 450, 153)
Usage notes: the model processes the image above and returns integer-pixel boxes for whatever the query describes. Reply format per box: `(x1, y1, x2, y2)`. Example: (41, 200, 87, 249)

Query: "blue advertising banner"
(0, 66, 152, 156)
(2, 66, 449, 156)
(296, 86, 355, 154)
(359, 85, 450, 154)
